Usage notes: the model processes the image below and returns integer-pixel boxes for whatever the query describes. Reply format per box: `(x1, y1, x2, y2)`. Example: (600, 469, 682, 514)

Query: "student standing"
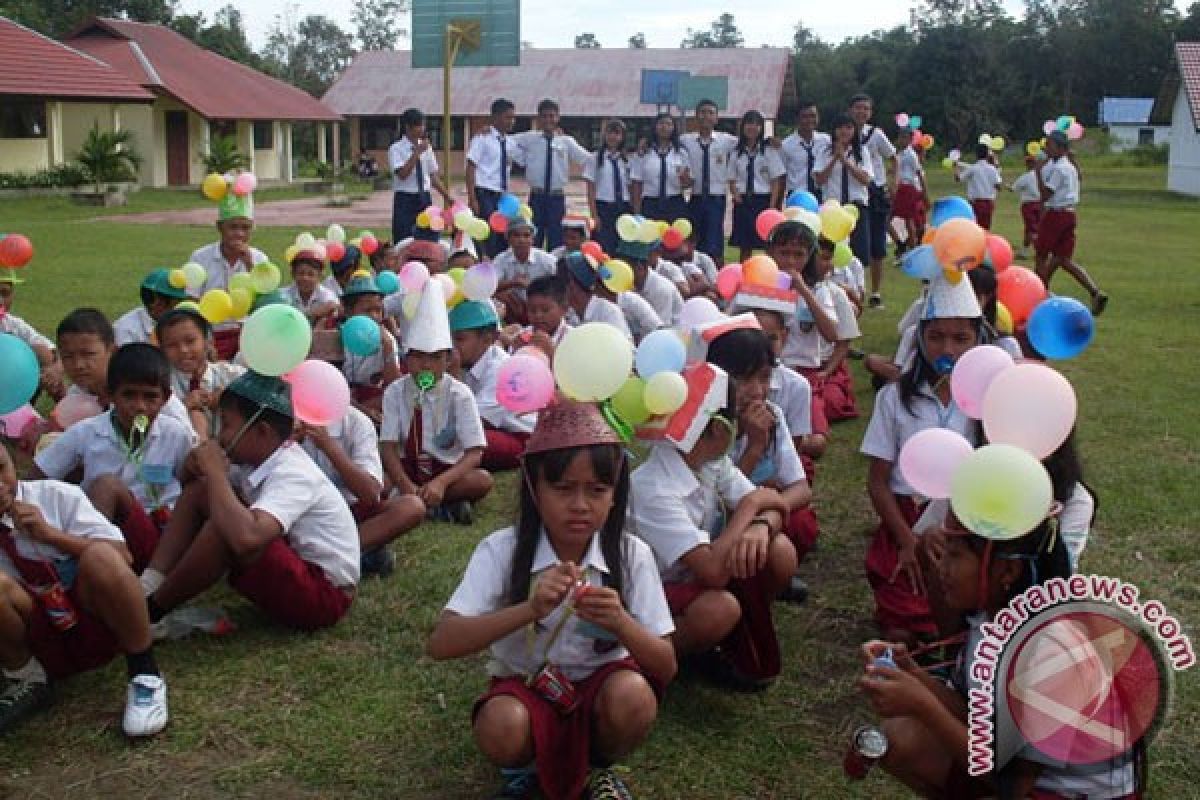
(512, 99, 591, 251)
(466, 98, 517, 258)
(813, 113, 874, 281)
(584, 119, 633, 257)
(849, 93, 897, 310)
(729, 110, 786, 261)
(389, 108, 452, 244)
(631, 113, 690, 225)
(780, 100, 830, 202)
(681, 99, 738, 266)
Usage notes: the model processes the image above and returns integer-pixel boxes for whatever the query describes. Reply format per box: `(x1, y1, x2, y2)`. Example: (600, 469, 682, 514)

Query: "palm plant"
(202, 135, 251, 174)
(75, 125, 142, 193)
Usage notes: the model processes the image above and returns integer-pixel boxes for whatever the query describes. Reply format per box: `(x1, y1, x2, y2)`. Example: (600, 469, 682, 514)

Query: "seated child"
(157, 308, 245, 441)
(493, 219, 557, 325)
(501, 275, 572, 358)
(630, 361, 793, 688)
(322, 244, 363, 298)
(561, 253, 633, 341)
(646, 242, 691, 299)
(617, 239, 683, 327)
(401, 238, 448, 275)
(1, 267, 61, 400)
(32, 344, 194, 573)
(661, 234, 718, 300)
(548, 215, 589, 261)
(447, 236, 478, 271)
(0, 444, 169, 737)
(113, 268, 188, 346)
(427, 400, 675, 800)
(283, 249, 340, 326)
(449, 300, 535, 471)
(339, 273, 401, 425)
(298, 406, 425, 578)
(380, 281, 493, 525)
(832, 252, 867, 314)
(143, 371, 360, 631)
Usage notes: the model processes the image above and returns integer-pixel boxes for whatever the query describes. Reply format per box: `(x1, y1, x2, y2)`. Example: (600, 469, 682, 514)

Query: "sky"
(175, 0, 1031, 49)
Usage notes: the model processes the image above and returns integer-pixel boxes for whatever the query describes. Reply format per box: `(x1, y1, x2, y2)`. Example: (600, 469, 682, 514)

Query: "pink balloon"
(982, 362, 1077, 459)
(950, 345, 1015, 420)
(1043, 120, 1057, 136)
(895, 112, 910, 128)
(898, 427, 975, 499)
(399, 261, 430, 292)
(1067, 122, 1085, 141)
(54, 392, 103, 428)
(775, 272, 792, 290)
(285, 360, 350, 426)
(516, 345, 550, 364)
(232, 172, 257, 197)
(496, 353, 554, 413)
(678, 297, 723, 330)
(716, 263, 742, 301)
(0, 404, 43, 438)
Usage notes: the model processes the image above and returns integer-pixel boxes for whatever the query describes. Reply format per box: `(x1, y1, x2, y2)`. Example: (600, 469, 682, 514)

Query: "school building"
(1154, 42, 1200, 198)
(322, 47, 795, 175)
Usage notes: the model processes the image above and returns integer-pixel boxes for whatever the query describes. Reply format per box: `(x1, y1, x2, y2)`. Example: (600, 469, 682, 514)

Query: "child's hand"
(10, 500, 53, 542)
(742, 401, 775, 448)
(890, 537, 925, 596)
(185, 389, 211, 413)
(39, 365, 64, 400)
(574, 586, 632, 637)
(858, 662, 933, 719)
(861, 640, 918, 674)
(191, 439, 230, 478)
(528, 330, 555, 359)
(417, 478, 445, 507)
(529, 562, 580, 619)
(729, 523, 769, 579)
(299, 422, 333, 450)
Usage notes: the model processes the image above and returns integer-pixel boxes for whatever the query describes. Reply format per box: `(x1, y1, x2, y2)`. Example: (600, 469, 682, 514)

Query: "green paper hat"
(251, 290, 286, 312)
(141, 267, 189, 300)
(448, 300, 499, 332)
(616, 238, 654, 262)
(226, 370, 292, 418)
(0, 268, 25, 285)
(218, 192, 254, 221)
(341, 272, 383, 300)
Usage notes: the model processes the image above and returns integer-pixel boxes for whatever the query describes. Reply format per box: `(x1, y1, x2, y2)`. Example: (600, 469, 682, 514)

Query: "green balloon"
(950, 444, 1052, 541)
(239, 304, 311, 376)
(611, 376, 651, 426)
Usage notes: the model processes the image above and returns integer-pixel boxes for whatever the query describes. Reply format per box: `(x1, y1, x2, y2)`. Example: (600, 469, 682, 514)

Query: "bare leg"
(473, 695, 535, 767)
(150, 522, 242, 613)
(147, 478, 209, 574)
(86, 474, 136, 523)
(358, 495, 425, 551)
(671, 589, 740, 656)
(878, 716, 953, 798)
(73, 543, 152, 654)
(591, 669, 658, 763)
(765, 533, 798, 596)
(443, 469, 494, 504)
(0, 574, 34, 670)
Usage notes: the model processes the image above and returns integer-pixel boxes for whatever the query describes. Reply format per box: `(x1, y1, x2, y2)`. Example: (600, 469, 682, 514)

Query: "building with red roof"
(1154, 42, 1200, 197)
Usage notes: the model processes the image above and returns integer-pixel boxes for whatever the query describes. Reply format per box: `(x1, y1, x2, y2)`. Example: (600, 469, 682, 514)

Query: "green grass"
(1, 164, 1199, 798)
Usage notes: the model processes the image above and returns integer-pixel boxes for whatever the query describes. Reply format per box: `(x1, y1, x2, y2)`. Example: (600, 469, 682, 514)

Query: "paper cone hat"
(218, 192, 254, 221)
(685, 312, 762, 363)
(731, 283, 798, 316)
(405, 279, 452, 353)
(921, 271, 982, 321)
(638, 362, 729, 453)
(525, 399, 623, 456)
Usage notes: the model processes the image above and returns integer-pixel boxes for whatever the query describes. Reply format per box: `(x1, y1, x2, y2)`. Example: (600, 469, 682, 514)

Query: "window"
(0, 100, 46, 138)
(1137, 128, 1154, 146)
(359, 117, 397, 150)
(209, 119, 236, 140)
(423, 116, 465, 150)
(253, 121, 274, 150)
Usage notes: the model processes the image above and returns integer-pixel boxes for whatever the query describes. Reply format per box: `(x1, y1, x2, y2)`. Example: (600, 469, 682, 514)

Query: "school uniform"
(637, 269, 684, 327)
(891, 146, 926, 225)
(729, 144, 786, 249)
(0, 311, 54, 352)
(466, 125, 514, 256)
(321, 275, 346, 298)
(282, 283, 340, 318)
(1012, 169, 1043, 242)
(170, 360, 245, 439)
(632, 146, 689, 223)
(388, 136, 440, 243)
(860, 125, 897, 262)
(814, 145, 876, 265)
(653, 258, 688, 289)
(769, 364, 819, 478)
(113, 306, 156, 346)
(0, 480, 129, 678)
(512, 131, 591, 250)
(301, 406, 386, 518)
(832, 258, 867, 302)
(493, 248, 558, 294)
(781, 131, 831, 199)
(582, 151, 632, 255)
(462, 344, 536, 470)
(380, 372, 487, 483)
(187, 241, 269, 359)
(450, 526, 672, 800)
(784, 279, 861, 421)
(1037, 157, 1080, 259)
(1059, 482, 1094, 571)
(616, 289, 664, 342)
(565, 295, 632, 340)
(681, 131, 738, 261)
(341, 328, 399, 403)
(229, 442, 359, 629)
(687, 250, 719, 285)
(959, 161, 1002, 229)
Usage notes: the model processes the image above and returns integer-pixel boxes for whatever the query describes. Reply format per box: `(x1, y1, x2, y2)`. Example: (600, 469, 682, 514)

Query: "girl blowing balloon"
(427, 401, 675, 800)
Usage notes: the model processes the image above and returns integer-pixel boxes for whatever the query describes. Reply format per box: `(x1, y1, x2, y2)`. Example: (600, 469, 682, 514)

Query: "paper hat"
(405, 279, 452, 353)
(507, 217, 536, 236)
(218, 192, 254, 222)
(731, 283, 798, 316)
(252, 290, 287, 311)
(639, 363, 730, 453)
(341, 271, 383, 300)
(404, 239, 445, 264)
(140, 268, 189, 300)
(617, 239, 654, 262)
(448, 300, 499, 332)
(1046, 130, 1069, 147)
(686, 312, 762, 363)
(330, 244, 363, 275)
(564, 252, 600, 291)
(561, 214, 591, 232)
(921, 272, 982, 321)
(450, 231, 477, 258)
(226, 370, 292, 417)
(524, 399, 623, 456)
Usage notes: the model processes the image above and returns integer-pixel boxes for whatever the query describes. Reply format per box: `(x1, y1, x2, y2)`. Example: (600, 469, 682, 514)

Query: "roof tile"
(0, 16, 153, 101)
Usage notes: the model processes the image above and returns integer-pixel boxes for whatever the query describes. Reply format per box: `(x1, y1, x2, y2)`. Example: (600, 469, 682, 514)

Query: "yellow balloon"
(251, 262, 281, 293)
(182, 262, 207, 290)
(820, 206, 853, 242)
(843, 204, 860, 222)
(553, 323, 634, 402)
(637, 220, 660, 244)
(229, 287, 254, 319)
(198, 289, 233, 323)
(519, 203, 533, 221)
(602, 259, 634, 294)
(416, 211, 431, 228)
(995, 301, 1014, 335)
(990, 136, 1006, 152)
(284, 244, 300, 265)
(656, 220, 670, 236)
(448, 267, 466, 286)
(943, 267, 964, 285)
(201, 173, 227, 201)
(643, 371, 688, 415)
(168, 269, 187, 289)
(616, 214, 639, 242)
(833, 241, 853, 268)
(229, 273, 255, 294)
(671, 218, 693, 239)
(942, 157, 955, 169)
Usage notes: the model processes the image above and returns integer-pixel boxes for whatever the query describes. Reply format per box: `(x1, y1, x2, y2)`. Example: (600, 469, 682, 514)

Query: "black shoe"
(779, 576, 809, 605)
(360, 547, 395, 578)
(447, 500, 474, 526)
(694, 649, 773, 692)
(0, 679, 52, 735)
(492, 768, 538, 799)
(867, 293, 884, 310)
(1091, 291, 1109, 316)
(585, 768, 634, 800)
(848, 348, 865, 360)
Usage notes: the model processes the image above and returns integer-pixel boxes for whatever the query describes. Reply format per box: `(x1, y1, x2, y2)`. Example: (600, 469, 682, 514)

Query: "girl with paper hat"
(0, 236, 60, 399)
(379, 279, 493, 525)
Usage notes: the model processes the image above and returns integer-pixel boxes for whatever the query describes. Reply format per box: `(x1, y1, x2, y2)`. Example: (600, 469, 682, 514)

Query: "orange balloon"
(922, 228, 937, 245)
(933, 218, 986, 272)
(996, 266, 1047, 326)
(742, 255, 780, 287)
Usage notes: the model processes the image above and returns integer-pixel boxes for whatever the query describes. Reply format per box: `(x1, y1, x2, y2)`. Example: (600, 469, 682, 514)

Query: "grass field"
(1, 163, 1198, 799)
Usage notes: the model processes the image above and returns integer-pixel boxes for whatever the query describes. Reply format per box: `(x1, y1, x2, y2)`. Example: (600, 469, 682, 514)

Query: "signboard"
(640, 69, 687, 106)
(679, 76, 730, 112)
(412, 0, 520, 68)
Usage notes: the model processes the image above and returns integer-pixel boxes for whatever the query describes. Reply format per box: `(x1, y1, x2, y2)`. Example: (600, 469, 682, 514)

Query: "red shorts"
(820, 361, 859, 422)
(117, 500, 167, 574)
(349, 497, 384, 524)
(663, 581, 706, 616)
(482, 427, 529, 471)
(891, 183, 925, 222)
(1036, 209, 1077, 259)
(970, 198, 995, 230)
(212, 326, 242, 361)
(785, 505, 820, 561)
(25, 583, 120, 680)
(229, 537, 354, 631)
(1020, 201, 1043, 239)
(864, 495, 935, 637)
(794, 367, 833, 433)
(400, 455, 453, 484)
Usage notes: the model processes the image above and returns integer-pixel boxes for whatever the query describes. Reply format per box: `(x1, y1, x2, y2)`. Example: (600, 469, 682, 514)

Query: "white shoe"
(122, 674, 168, 737)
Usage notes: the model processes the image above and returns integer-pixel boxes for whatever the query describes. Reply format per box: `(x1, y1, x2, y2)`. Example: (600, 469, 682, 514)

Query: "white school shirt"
(616, 290, 664, 341)
(832, 258, 867, 299)
(859, 125, 896, 188)
(860, 381, 976, 496)
(582, 152, 632, 203)
(463, 344, 536, 434)
(731, 402, 807, 488)
(35, 408, 195, 512)
(282, 283, 340, 315)
(0, 312, 53, 351)
(1041, 157, 1080, 209)
(493, 248, 558, 289)
(632, 147, 689, 198)
(782, 280, 861, 368)
(237, 442, 359, 587)
(1012, 170, 1041, 204)
(445, 526, 674, 682)
(342, 328, 399, 387)
(629, 444, 755, 583)
(638, 269, 684, 327)
(170, 360, 245, 402)
(1059, 481, 1094, 571)
(769, 365, 813, 438)
(466, 126, 512, 192)
(688, 251, 718, 285)
(781, 131, 831, 193)
(565, 295, 632, 340)
(0, 481, 125, 576)
(188, 241, 268, 296)
(511, 131, 591, 191)
(301, 406, 385, 506)
(679, 131, 738, 196)
(814, 146, 874, 205)
(380, 373, 487, 464)
(653, 259, 688, 288)
(960, 161, 1002, 201)
(895, 146, 923, 187)
(113, 306, 156, 346)
(322, 275, 345, 298)
(730, 145, 785, 195)
(388, 137, 439, 193)
(513, 319, 571, 351)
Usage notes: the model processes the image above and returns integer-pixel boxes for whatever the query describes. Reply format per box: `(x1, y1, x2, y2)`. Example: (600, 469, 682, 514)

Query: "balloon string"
(599, 400, 634, 443)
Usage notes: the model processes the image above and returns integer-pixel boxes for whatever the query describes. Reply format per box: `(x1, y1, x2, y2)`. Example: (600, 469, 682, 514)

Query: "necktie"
(700, 141, 711, 197)
(543, 132, 554, 193)
(841, 161, 850, 205)
(801, 139, 815, 193)
(498, 134, 508, 191)
(746, 150, 756, 196)
(657, 149, 668, 199)
(405, 402, 432, 481)
(610, 155, 623, 204)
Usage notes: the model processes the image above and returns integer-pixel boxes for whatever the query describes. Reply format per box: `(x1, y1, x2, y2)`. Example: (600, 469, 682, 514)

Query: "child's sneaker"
(492, 766, 538, 799)
(1091, 291, 1109, 316)
(0, 678, 52, 734)
(867, 293, 884, 310)
(586, 768, 634, 800)
(360, 547, 396, 578)
(447, 500, 474, 526)
(122, 674, 168, 737)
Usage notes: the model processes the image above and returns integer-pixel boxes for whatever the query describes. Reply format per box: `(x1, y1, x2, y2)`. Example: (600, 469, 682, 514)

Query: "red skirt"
(864, 494, 936, 637)
(970, 198, 995, 230)
(785, 505, 820, 561)
(482, 427, 529, 471)
(1020, 200, 1043, 239)
(792, 367, 830, 436)
(1036, 209, 1077, 259)
(892, 183, 925, 221)
(821, 361, 859, 421)
(663, 581, 706, 616)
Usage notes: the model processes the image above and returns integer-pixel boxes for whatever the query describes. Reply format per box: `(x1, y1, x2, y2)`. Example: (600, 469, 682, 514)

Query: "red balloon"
(755, 209, 786, 242)
(359, 234, 379, 256)
(986, 234, 1013, 272)
(996, 266, 1047, 326)
(661, 228, 685, 250)
(716, 264, 742, 300)
(581, 241, 607, 263)
(324, 241, 346, 263)
(489, 211, 508, 235)
(0, 234, 34, 268)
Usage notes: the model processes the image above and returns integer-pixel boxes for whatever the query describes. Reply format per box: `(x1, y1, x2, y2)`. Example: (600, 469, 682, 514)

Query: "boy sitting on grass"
(113, 268, 189, 346)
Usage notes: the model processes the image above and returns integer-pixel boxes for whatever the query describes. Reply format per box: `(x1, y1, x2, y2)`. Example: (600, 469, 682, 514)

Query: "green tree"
(172, 5, 260, 68)
(681, 12, 744, 48)
(353, 0, 407, 51)
(262, 12, 356, 96)
(75, 124, 142, 193)
(574, 32, 601, 48)
(0, 0, 175, 37)
(628, 32, 646, 48)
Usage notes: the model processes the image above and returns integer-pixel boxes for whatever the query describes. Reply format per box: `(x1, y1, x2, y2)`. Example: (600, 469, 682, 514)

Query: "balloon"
(611, 376, 651, 426)
(448, 267, 466, 287)
(453, 210, 476, 231)
(285, 360, 350, 426)
(495, 354, 555, 413)
(601, 259, 634, 293)
(743, 255, 780, 288)
(232, 172, 256, 197)
(324, 241, 346, 264)
(637, 219, 659, 244)
(671, 217, 693, 239)
(434, 273, 459, 306)
(948, 148, 962, 162)
(941, 158, 954, 169)
(679, 296, 723, 329)
(1067, 122, 1085, 141)
(897, 427, 975, 499)
(296, 232, 317, 250)
(516, 345, 550, 364)
(661, 228, 685, 250)
(792, 209, 822, 237)
(922, 134, 935, 150)
(982, 363, 1076, 459)
(229, 287, 254, 319)
(1056, 115, 1072, 132)
(240, 304, 312, 377)
(581, 241, 607, 263)
(461, 262, 498, 301)
(989, 136, 1006, 152)
(843, 203, 860, 222)
(786, 190, 820, 212)
(616, 214, 639, 242)
(0, 404, 41, 439)
(832, 241, 853, 269)
(755, 209, 786, 241)
(1043, 120, 1058, 136)
(635, 329, 686, 378)
(469, 218, 490, 240)
(251, 261, 282, 294)
(0, 335, 39, 415)
(950, 345, 1015, 419)
(930, 196, 975, 227)
(716, 263, 742, 300)
(985, 234, 1013, 273)
(776, 272, 792, 290)
(360, 233, 379, 255)
(819, 204, 854, 242)
(950, 444, 1054, 540)
(198, 289, 234, 323)
(922, 229, 937, 245)
(498, 193, 521, 217)
(201, 172, 227, 201)
(340, 314, 382, 357)
(553, 323, 633, 402)
(399, 261, 430, 292)
(1025, 141, 1041, 157)
(909, 115, 922, 129)
(1026, 296, 1095, 360)
(428, 214, 446, 233)
(376, 270, 400, 295)
(52, 392, 104, 428)
(227, 273, 253, 295)
(182, 262, 207, 290)
(643, 371, 688, 415)
(519, 203, 533, 222)
(168, 269, 187, 289)
(933, 218, 986, 272)
(416, 211, 431, 228)
(0, 234, 34, 268)
(895, 112, 910, 128)
(320, 223, 344, 244)
(900, 244, 943, 281)
(995, 302, 1013, 335)
(996, 267, 1047, 326)
(488, 211, 509, 234)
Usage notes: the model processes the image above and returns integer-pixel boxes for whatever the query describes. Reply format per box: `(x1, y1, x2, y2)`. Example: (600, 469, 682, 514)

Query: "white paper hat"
(685, 312, 762, 364)
(405, 279, 452, 353)
(921, 272, 982, 321)
(638, 362, 729, 454)
(731, 284, 799, 316)
(450, 230, 477, 258)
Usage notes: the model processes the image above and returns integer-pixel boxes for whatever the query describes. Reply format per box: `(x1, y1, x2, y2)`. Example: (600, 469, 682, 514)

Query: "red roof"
(66, 18, 340, 122)
(1178, 42, 1200, 129)
(0, 16, 153, 101)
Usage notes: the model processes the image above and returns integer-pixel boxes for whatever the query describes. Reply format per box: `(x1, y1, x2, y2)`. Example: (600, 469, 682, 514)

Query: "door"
(166, 111, 189, 186)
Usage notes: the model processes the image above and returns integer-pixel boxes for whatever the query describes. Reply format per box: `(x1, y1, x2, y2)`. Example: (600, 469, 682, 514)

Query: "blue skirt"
(730, 193, 774, 248)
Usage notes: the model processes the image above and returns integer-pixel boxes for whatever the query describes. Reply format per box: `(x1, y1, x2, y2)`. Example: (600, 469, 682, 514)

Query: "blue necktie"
(499, 134, 508, 191)
(746, 150, 756, 196)
(543, 133, 554, 193)
(801, 140, 815, 192)
(657, 149, 667, 198)
(700, 141, 711, 197)
(610, 156, 623, 204)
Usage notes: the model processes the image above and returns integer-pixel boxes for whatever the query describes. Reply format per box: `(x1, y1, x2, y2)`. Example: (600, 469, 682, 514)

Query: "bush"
(0, 164, 89, 189)
(1095, 143, 1169, 168)
(202, 135, 251, 174)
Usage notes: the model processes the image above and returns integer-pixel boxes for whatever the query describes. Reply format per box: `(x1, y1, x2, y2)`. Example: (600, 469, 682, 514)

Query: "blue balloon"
(1026, 296, 1094, 360)
(497, 193, 521, 217)
(340, 314, 381, 357)
(634, 329, 686, 379)
(900, 244, 943, 281)
(930, 196, 975, 228)
(0, 333, 39, 415)
(786, 190, 820, 213)
(376, 270, 399, 295)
